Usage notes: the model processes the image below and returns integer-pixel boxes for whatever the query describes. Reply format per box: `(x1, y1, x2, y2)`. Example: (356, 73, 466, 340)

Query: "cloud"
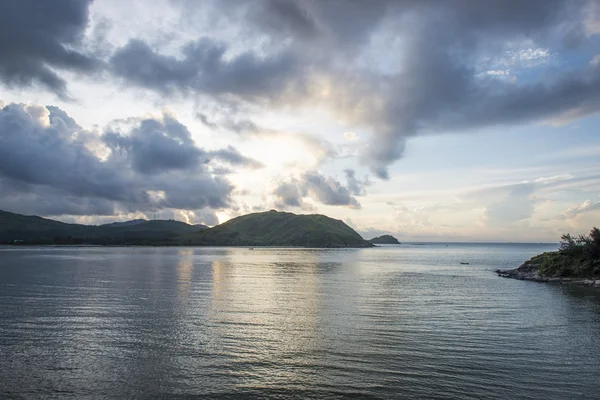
(195, 111, 338, 166)
(0, 0, 100, 97)
(103, 114, 263, 175)
(0, 103, 133, 202)
(563, 199, 600, 218)
(0, 178, 117, 217)
(344, 169, 369, 196)
(343, 131, 358, 141)
(0, 101, 261, 217)
(4, 0, 600, 182)
(273, 178, 304, 208)
(208, 146, 264, 169)
(302, 170, 361, 208)
(483, 183, 538, 226)
(103, 115, 205, 175)
(110, 37, 302, 100)
(272, 169, 364, 209)
(175, 0, 598, 179)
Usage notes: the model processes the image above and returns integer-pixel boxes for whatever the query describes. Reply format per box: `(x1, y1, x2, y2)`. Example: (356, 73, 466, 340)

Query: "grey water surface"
(1, 244, 599, 399)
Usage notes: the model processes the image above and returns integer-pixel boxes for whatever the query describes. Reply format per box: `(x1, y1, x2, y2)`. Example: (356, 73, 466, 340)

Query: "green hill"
(0, 209, 91, 243)
(1, 209, 372, 247)
(0, 209, 199, 245)
(369, 235, 401, 244)
(184, 210, 373, 248)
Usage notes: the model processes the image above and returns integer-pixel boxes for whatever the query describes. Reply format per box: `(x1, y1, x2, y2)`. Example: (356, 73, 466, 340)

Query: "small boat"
(459, 262, 469, 265)
(248, 247, 254, 250)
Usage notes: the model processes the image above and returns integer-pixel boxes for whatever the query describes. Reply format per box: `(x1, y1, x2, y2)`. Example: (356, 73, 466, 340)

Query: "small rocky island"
(497, 227, 600, 288)
(369, 234, 401, 245)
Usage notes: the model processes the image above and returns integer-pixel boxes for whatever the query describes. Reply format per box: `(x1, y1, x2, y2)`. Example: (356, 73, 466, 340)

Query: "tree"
(559, 233, 576, 252)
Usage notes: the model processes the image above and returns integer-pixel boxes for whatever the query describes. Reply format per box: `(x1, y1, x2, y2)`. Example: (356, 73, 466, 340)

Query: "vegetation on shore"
(536, 228, 600, 277)
(499, 228, 600, 281)
(0, 209, 372, 248)
(368, 235, 401, 244)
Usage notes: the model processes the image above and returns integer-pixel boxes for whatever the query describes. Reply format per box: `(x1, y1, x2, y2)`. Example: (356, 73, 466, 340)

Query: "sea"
(1, 243, 599, 399)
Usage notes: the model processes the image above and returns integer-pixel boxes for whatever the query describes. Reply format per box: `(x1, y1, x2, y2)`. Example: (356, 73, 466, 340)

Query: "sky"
(1, 0, 600, 242)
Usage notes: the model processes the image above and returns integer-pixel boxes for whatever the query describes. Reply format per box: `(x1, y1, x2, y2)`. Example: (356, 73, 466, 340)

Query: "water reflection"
(209, 253, 325, 390)
(1, 246, 600, 399)
(176, 249, 194, 297)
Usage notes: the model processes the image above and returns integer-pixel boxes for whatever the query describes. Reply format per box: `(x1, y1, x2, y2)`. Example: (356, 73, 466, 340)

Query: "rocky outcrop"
(496, 258, 600, 288)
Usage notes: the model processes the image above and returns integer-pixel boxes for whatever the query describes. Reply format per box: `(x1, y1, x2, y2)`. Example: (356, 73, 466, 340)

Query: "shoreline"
(495, 265, 600, 289)
(2, 243, 373, 249)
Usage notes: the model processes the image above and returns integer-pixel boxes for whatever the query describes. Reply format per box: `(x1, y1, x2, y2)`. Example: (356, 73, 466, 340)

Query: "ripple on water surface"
(0, 244, 599, 399)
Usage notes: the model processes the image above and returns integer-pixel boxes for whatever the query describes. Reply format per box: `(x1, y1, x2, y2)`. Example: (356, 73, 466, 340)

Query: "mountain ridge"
(0, 209, 372, 248)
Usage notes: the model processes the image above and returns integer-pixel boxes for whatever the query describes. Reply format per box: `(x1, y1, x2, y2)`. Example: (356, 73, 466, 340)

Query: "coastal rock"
(495, 259, 541, 281)
(498, 228, 599, 289)
(496, 258, 599, 289)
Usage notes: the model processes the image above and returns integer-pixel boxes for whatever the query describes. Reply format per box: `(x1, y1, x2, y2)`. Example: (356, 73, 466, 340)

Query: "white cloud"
(344, 131, 358, 141)
(484, 46, 551, 70)
(513, 48, 550, 62)
(562, 199, 600, 218)
(486, 69, 510, 76)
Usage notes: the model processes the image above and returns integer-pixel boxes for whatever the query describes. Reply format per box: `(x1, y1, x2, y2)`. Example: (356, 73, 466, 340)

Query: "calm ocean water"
(1, 243, 599, 399)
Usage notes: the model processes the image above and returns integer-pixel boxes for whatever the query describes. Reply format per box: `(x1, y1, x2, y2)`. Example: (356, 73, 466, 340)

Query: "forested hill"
(0, 209, 201, 245)
(183, 210, 373, 247)
(1, 209, 372, 248)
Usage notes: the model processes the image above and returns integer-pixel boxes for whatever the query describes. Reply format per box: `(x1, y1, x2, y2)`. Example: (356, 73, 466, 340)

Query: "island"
(368, 235, 401, 245)
(496, 227, 600, 288)
(184, 210, 373, 247)
(0, 209, 373, 248)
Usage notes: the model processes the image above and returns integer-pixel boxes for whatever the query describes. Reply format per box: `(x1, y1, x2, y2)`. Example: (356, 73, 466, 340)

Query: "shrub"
(544, 227, 600, 278)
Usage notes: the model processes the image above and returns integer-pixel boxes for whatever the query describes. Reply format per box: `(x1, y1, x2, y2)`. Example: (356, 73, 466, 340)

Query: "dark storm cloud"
(174, 0, 599, 178)
(110, 38, 301, 100)
(103, 116, 204, 175)
(103, 114, 263, 174)
(272, 170, 363, 209)
(0, 178, 117, 216)
(0, 0, 100, 96)
(0, 103, 134, 202)
(250, 0, 318, 40)
(4, 0, 599, 181)
(0, 102, 260, 216)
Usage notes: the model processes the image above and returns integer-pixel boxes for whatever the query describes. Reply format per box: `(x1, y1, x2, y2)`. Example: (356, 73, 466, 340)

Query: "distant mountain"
(0, 210, 200, 245)
(0, 209, 90, 243)
(184, 210, 373, 248)
(1, 209, 372, 248)
(369, 235, 401, 244)
(100, 219, 147, 228)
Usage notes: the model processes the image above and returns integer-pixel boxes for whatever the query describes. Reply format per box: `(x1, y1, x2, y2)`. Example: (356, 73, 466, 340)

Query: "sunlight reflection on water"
(1, 244, 599, 399)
